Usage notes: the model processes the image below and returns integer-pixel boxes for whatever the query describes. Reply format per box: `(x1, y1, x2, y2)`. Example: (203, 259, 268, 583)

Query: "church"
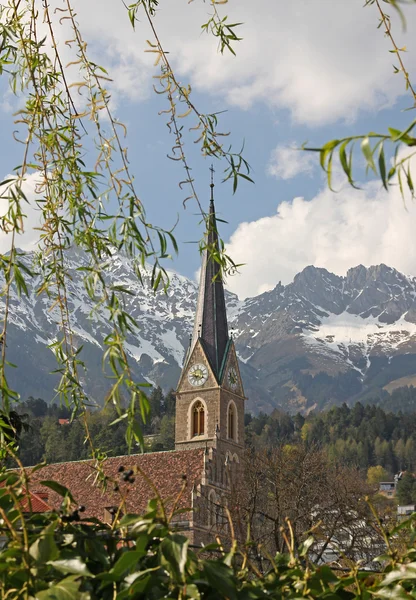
(30, 187, 246, 545)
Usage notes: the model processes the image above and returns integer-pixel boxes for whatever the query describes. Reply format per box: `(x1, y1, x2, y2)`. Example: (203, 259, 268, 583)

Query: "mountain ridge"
(3, 251, 416, 414)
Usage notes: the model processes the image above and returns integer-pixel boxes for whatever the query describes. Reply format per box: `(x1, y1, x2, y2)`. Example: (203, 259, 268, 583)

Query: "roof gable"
(177, 338, 219, 391)
(220, 340, 245, 397)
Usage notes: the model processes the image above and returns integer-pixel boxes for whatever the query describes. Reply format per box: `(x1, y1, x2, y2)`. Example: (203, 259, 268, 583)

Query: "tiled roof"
(28, 449, 205, 521)
(21, 491, 51, 513)
(0, 481, 51, 513)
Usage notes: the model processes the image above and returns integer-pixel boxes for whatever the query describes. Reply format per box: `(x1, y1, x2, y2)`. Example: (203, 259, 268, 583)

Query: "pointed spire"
(190, 168, 229, 377)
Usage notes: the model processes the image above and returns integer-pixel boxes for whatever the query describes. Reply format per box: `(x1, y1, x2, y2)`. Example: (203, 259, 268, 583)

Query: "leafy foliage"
(396, 472, 416, 504)
(0, 462, 415, 598)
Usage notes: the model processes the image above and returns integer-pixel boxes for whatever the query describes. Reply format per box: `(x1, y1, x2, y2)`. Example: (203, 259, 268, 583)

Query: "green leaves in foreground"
(1, 474, 416, 599)
(304, 119, 416, 199)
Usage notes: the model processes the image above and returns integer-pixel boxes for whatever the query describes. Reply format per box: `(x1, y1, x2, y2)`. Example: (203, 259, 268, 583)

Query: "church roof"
(190, 187, 229, 377)
(21, 491, 51, 513)
(28, 448, 205, 521)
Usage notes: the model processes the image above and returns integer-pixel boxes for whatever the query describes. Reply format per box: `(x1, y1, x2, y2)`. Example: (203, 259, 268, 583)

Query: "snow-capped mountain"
(3, 250, 416, 414)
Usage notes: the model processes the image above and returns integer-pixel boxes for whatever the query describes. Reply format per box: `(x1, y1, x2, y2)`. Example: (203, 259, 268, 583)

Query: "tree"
(396, 472, 416, 505)
(367, 465, 389, 485)
(22, 397, 48, 418)
(164, 390, 176, 418)
(235, 444, 377, 566)
(16, 417, 44, 466)
(158, 415, 175, 450)
(40, 417, 70, 464)
(395, 439, 406, 471)
(405, 438, 416, 471)
(149, 386, 163, 421)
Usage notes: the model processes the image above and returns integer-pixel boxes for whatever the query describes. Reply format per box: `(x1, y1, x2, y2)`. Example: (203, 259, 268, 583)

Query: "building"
(379, 482, 396, 498)
(29, 185, 246, 545)
(397, 505, 415, 521)
(0, 489, 51, 549)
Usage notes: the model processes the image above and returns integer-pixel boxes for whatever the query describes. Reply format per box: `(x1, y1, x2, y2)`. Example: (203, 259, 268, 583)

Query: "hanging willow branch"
(305, 0, 416, 198)
(0, 0, 250, 464)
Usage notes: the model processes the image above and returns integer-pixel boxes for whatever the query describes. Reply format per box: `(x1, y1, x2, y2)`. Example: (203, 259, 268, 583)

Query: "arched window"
(228, 402, 236, 440)
(192, 401, 205, 436)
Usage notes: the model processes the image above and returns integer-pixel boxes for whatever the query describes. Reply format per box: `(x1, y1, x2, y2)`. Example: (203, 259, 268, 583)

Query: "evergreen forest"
(16, 385, 416, 482)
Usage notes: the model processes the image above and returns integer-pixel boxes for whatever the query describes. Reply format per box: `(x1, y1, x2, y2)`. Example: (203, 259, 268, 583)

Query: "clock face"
(188, 363, 209, 387)
(227, 367, 238, 390)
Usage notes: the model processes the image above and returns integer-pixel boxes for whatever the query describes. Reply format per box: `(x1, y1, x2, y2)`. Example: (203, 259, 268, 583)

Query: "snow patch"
(159, 328, 185, 366)
(124, 339, 165, 364)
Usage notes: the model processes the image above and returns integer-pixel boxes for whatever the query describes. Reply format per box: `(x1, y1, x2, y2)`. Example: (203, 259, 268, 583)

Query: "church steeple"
(175, 171, 245, 454)
(190, 169, 229, 378)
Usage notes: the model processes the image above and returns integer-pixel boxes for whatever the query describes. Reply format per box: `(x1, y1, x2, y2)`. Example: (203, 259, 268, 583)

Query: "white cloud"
(62, 0, 416, 126)
(0, 173, 42, 253)
(3, 2, 416, 124)
(267, 144, 316, 180)
(225, 159, 416, 299)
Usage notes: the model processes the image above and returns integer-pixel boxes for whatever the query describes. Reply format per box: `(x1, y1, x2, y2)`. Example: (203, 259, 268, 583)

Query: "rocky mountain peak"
(290, 265, 344, 314)
(345, 264, 367, 288)
(2, 252, 416, 415)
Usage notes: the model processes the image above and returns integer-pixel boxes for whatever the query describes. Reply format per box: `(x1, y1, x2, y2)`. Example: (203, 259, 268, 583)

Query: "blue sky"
(1, 0, 416, 299)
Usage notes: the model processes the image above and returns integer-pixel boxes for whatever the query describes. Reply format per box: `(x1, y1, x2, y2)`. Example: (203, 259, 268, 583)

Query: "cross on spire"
(210, 164, 215, 203)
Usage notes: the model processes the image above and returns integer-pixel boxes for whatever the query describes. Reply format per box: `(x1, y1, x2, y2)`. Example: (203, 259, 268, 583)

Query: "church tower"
(175, 177, 245, 463)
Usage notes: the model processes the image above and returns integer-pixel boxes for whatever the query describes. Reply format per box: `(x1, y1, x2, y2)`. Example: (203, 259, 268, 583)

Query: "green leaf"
(139, 394, 150, 423)
(128, 8, 136, 30)
(110, 550, 145, 577)
(315, 564, 339, 584)
(203, 561, 237, 600)
(238, 172, 254, 184)
(131, 418, 144, 450)
(319, 139, 339, 170)
(48, 557, 92, 576)
(36, 576, 81, 600)
(110, 413, 128, 427)
(390, 1, 406, 31)
(40, 480, 75, 503)
(0, 179, 17, 187)
(378, 144, 388, 190)
(29, 521, 59, 563)
(298, 535, 314, 557)
(381, 562, 416, 585)
(406, 166, 414, 194)
(375, 585, 411, 599)
(398, 168, 404, 198)
(327, 150, 334, 190)
(361, 137, 376, 173)
(160, 534, 189, 583)
(339, 140, 351, 182)
(388, 127, 402, 141)
(185, 583, 201, 599)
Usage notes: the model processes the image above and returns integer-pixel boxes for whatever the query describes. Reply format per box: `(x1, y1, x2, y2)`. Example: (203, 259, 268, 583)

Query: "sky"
(1, 0, 416, 299)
